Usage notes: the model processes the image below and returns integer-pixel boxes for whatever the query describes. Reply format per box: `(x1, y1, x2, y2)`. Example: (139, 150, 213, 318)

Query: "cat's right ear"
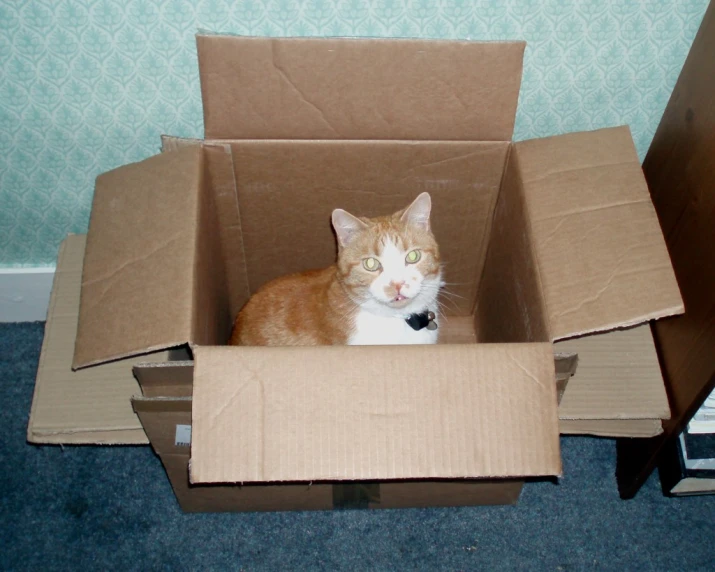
(332, 209, 367, 248)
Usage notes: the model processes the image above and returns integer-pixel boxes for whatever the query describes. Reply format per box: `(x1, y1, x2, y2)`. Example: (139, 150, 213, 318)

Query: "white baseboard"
(0, 268, 55, 322)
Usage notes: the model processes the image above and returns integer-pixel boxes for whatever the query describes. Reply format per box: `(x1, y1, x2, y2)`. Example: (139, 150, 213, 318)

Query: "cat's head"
(332, 192, 442, 317)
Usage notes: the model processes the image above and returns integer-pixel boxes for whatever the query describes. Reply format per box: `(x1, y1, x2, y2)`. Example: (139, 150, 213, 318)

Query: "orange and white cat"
(229, 192, 443, 346)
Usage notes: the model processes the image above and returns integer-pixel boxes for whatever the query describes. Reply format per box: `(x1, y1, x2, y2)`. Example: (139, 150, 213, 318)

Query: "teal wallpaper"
(0, 0, 708, 267)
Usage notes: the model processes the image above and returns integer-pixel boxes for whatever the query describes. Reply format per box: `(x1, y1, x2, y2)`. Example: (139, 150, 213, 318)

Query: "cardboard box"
(29, 35, 683, 511)
(131, 376, 522, 511)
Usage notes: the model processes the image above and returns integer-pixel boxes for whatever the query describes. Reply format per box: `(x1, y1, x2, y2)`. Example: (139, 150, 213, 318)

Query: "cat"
(228, 192, 443, 346)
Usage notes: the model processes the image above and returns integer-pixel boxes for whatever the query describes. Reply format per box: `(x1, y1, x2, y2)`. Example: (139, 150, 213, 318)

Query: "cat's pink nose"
(391, 280, 406, 292)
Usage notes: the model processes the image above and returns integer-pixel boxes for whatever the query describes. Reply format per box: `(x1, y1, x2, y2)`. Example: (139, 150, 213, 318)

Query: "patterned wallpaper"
(0, 0, 708, 267)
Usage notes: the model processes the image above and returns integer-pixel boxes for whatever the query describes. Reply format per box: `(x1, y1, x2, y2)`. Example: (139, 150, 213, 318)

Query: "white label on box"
(175, 424, 191, 447)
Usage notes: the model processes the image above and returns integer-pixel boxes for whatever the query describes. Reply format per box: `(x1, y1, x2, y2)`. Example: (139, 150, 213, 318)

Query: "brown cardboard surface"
(476, 147, 550, 343)
(133, 362, 194, 398)
(560, 418, 663, 438)
(161, 134, 202, 151)
(192, 144, 232, 347)
(190, 343, 561, 484)
(161, 136, 250, 320)
(161, 454, 335, 513)
(28, 235, 154, 444)
(515, 127, 684, 341)
(132, 397, 192, 455)
(230, 140, 509, 314)
(134, 396, 524, 510)
(73, 147, 205, 369)
(376, 480, 523, 508)
(201, 143, 250, 319)
(437, 316, 478, 344)
(556, 324, 669, 421)
(197, 35, 524, 141)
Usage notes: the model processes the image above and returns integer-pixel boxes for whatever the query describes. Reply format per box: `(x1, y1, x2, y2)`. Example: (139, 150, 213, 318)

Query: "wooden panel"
(616, 3, 715, 499)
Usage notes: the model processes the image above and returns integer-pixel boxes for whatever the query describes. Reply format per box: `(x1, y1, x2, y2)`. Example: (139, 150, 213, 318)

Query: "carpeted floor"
(2, 322, 713, 571)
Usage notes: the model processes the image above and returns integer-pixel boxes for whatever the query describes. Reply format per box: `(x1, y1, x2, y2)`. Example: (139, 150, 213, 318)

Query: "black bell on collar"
(405, 310, 437, 331)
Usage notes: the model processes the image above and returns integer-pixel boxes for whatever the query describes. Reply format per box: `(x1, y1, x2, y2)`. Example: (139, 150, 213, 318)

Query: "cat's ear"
(401, 192, 432, 231)
(332, 209, 368, 247)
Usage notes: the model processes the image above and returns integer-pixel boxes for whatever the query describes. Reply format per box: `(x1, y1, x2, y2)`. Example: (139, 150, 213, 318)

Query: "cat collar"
(405, 310, 437, 331)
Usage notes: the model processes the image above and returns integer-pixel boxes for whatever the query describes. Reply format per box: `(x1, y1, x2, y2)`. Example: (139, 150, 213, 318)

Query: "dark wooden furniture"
(616, 1, 715, 499)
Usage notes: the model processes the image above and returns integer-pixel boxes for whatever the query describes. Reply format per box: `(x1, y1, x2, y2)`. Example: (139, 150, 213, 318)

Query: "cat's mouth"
(389, 294, 412, 307)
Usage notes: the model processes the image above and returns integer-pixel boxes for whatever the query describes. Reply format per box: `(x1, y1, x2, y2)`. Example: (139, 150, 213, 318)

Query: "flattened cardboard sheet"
(556, 324, 670, 422)
(515, 127, 684, 341)
(197, 34, 524, 141)
(190, 344, 561, 484)
(28, 235, 160, 445)
(559, 418, 663, 438)
(74, 146, 204, 369)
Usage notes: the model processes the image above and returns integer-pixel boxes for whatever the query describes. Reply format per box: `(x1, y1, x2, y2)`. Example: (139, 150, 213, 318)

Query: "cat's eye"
(405, 250, 421, 264)
(363, 257, 381, 271)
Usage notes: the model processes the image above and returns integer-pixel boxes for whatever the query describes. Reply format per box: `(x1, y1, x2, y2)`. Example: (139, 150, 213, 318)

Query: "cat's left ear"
(401, 192, 432, 231)
(332, 209, 367, 247)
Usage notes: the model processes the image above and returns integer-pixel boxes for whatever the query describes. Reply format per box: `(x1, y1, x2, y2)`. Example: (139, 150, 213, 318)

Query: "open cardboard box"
(29, 35, 683, 511)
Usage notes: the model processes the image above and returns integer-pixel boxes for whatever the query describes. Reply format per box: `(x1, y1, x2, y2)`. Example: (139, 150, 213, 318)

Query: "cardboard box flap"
(190, 344, 561, 484)
(197, 34, 525, 141)
(73, 146, 204, 369)
(514, 127, 684, 341)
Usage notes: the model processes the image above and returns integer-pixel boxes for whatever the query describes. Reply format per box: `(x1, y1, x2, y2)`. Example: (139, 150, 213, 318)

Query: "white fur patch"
(348, 238, 442, 345)
(349, 310, 439, 345)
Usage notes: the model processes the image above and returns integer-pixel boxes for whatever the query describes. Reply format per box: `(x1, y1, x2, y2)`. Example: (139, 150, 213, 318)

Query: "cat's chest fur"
(348, 310, 438, 345)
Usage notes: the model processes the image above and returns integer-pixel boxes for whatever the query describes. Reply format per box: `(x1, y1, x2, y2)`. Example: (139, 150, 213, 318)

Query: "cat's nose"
(391, 280, 406, 293)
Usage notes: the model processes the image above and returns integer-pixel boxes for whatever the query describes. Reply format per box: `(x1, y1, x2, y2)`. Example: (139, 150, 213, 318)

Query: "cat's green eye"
(363, 257, 380, 271)
(406, 250, 421, 264)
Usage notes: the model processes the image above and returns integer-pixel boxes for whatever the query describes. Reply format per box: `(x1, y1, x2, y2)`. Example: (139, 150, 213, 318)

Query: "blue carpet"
(2, 322, 713, 571)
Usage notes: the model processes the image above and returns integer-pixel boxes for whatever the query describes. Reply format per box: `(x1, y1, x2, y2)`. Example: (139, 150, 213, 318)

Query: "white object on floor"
(0, 267, 55, 322)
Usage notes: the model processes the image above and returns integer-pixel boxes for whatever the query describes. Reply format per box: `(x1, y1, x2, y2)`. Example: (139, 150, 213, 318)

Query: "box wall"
(228, 140, 509, 316)
(202, 143, 251, 319)
(161, 453, 335, 512)
(191, 150, 232, 345)
(475, 147, 549, 343)
(135, 395, 524, 512)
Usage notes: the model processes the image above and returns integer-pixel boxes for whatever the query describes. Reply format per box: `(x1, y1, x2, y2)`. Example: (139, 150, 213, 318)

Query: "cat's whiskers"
(434, 297, 460, 319)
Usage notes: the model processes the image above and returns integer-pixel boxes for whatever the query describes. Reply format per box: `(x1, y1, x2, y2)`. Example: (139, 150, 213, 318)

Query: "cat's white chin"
(361, 281, 441, 318)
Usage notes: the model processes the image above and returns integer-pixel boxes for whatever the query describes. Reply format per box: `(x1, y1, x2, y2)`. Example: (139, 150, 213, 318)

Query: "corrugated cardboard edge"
(560, 419, 663, 438)
(27, 234, 148, 445)
(28, 236, 72, 443)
